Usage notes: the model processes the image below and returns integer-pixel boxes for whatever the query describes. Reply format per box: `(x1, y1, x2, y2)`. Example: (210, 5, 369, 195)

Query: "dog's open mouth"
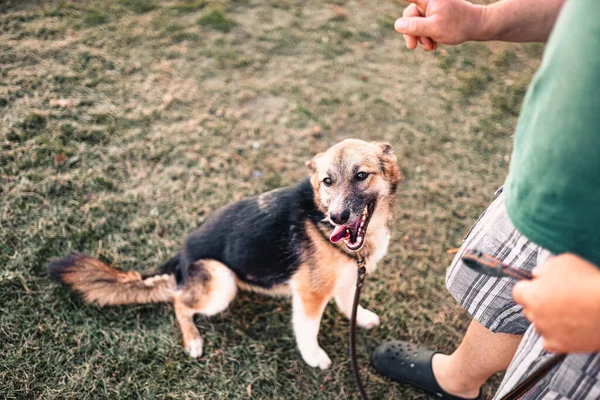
(329, 201, 376, 251)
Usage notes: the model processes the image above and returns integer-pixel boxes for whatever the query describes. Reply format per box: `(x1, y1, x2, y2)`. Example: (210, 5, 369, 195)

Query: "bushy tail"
(48, 253, 177, 306)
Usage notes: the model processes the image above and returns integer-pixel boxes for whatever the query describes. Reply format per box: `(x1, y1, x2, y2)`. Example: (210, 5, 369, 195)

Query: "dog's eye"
(323, 177, 333, 187)
(355, 172, 369, 181)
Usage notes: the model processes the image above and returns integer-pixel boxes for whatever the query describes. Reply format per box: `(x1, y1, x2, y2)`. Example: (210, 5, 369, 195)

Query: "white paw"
(185, 338, 204, 358)
(301, 346, 332, 370)
(357, 308, 380, 330)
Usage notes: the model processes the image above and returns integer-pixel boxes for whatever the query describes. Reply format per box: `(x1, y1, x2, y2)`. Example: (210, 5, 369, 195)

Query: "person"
(371, 0, 600, 399)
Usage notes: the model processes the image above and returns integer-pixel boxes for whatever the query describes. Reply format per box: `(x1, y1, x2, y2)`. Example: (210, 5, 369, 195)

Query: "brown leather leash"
(349, 251, 369, 400)
(500, 353, 566, 400)
(462, 249, 566, 400)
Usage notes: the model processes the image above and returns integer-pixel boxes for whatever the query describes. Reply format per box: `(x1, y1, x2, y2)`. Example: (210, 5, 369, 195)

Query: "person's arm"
(479, 0, 566, 42)
(513, 254, 600, 354)
(395, 0, 566, 51)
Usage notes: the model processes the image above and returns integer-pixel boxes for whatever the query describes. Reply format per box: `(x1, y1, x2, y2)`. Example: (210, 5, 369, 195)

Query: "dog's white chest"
(365, 228, 390, 274)
(372, 230, 390, 262)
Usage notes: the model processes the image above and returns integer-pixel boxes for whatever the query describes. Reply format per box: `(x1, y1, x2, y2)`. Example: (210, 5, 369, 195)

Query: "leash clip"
(355, 251, 366, 288)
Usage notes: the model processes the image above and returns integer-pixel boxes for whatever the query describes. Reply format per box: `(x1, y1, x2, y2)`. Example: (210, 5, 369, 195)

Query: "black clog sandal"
(372, 340, 481, 400)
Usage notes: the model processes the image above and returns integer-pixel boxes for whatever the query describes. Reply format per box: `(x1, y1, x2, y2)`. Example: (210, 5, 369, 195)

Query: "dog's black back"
(177, 178, 326, 288)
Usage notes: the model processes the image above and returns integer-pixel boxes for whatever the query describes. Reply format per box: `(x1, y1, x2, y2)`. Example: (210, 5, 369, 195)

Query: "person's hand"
(513, 254, 600, 354)
(395, 0, 485, 51)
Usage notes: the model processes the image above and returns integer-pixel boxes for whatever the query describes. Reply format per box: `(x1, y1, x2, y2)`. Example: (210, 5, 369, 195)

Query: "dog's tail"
(48, 252, 179, 306)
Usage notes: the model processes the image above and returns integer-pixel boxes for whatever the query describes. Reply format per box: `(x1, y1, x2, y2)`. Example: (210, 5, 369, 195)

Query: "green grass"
(82, 9, 109, 27)
(494, 49, 517, 69)
(119, 0, 158, 14)
(458, 66, 492, 98)
(0, 0, 544, 398)
(171, 0, 207, 14)
(197, 9, 237, 33)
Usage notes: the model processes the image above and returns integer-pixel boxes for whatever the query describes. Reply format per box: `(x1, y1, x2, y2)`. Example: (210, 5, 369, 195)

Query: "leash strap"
(462, 249, 534, 281)
(461, 249, 566, 400)
(350, 253, 370, 400)
(501, 354, 565, 400)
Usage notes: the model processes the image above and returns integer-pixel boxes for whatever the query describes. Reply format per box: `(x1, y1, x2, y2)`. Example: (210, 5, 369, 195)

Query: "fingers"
(522, 308, 534, 323)
(406, 0, 429, 10)
(402, 4, 420, 50)
(512, 280, 531, 306)
(531, 262, 549, 277)
(395, 17, 434, 42)
(397, 4, 436, 51)
(420, 36, 438, 51)
(403, 3, 420, 18)
(419, 36, 435, 51)
(542, 337, 564, 354)
(404, 34, 419, 49)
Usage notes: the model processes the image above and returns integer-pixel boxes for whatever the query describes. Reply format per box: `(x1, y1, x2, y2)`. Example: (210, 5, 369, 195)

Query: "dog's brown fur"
(49, 253, 176, 306)
(49, 139, 401, 369)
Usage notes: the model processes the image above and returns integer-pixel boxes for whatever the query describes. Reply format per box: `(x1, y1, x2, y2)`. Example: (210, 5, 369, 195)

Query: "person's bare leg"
(433, 319, 523, 398)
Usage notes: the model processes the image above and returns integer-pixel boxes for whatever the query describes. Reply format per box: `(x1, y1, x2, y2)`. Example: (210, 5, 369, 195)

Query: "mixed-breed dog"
(50, 139, 402, 370)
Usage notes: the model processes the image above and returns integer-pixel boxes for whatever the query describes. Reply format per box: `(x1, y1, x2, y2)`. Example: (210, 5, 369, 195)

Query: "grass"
(0, 0, 543, 399)
(119, 0, 158, 15)
(171, 0, 207, 14)
(197, 8, 237, 33)
(82, 9, 109, 27)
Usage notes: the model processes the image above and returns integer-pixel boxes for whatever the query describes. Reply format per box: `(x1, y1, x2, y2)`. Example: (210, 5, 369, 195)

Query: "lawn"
(0, 0, 543, 398)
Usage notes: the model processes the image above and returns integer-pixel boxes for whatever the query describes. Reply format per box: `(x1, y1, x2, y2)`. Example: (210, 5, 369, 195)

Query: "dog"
(49, 138, 401, 369)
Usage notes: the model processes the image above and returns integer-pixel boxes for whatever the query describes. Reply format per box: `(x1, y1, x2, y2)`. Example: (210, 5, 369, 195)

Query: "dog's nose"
(330, 209, 350, 225)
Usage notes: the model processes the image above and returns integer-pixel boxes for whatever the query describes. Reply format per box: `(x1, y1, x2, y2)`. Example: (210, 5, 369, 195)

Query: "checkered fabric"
(446, 189, 600, 399)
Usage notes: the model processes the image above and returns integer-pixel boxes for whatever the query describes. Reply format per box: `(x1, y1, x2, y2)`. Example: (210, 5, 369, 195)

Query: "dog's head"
(306, 139, 401, 251)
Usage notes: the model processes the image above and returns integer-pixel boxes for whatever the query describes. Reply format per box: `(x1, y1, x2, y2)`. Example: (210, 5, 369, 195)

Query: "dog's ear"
(371, 141, 393, 155)
(372, 142, 394, 155)
(372, 141, 402, 193)
(305, 152, 323, 173)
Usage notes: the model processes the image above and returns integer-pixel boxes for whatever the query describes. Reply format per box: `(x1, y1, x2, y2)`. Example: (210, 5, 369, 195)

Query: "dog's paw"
(185, 338, 204, 358)
(302, 346, 332, 370)
(357, 308, 380, 329)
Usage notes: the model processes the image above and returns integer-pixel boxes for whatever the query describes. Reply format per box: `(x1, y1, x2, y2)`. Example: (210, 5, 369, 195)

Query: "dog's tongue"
(330, 225, 349, 243)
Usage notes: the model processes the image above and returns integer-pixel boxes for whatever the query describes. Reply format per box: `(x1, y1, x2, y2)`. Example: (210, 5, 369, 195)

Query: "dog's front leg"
(291, 288, 332, 370)
(334, 265, 380, 329)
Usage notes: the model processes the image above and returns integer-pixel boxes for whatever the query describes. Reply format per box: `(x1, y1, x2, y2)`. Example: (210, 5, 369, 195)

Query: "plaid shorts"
(446, 189, 600, 400)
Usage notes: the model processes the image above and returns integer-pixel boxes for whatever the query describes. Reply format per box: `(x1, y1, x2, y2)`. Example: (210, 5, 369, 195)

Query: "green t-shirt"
(504, 0, 600, 266)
